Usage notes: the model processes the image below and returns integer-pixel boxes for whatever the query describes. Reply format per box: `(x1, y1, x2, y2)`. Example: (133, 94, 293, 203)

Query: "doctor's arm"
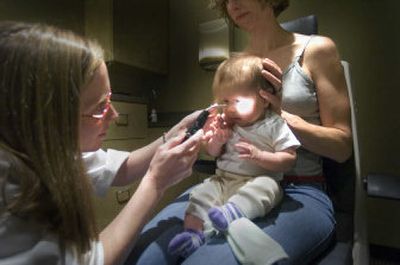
(100, 131, 202, 265)
(111, 110, 202, 186)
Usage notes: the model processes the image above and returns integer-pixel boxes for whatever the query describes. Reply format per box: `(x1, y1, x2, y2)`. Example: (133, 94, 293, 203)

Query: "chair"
(367, 174, 400, 200)
(313, 61, 369, 265)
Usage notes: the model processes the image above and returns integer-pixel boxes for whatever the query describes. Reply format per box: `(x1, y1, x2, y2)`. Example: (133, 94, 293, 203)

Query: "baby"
(168, 53, 300, 258)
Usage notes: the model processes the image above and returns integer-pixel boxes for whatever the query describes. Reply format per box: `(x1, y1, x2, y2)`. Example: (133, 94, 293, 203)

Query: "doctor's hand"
(164, 110, 202, 141)
(144, 130, 203, 192)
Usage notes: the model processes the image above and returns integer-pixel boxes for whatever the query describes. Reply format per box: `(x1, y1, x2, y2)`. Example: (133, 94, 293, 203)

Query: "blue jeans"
(125, 183, 335, 265)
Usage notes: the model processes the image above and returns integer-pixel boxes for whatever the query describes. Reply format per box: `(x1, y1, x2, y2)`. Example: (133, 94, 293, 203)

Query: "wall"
(164, 0, 400, 248)
(0, 0, 84, 34)
(156, 0, 219, 112)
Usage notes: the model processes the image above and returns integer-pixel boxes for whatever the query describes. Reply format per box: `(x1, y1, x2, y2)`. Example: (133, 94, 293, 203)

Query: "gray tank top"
(282, 36, 323, 176)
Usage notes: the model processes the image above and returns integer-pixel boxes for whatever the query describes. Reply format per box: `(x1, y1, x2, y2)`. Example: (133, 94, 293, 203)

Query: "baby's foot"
(208, 202, 244, 232)
(168, 229, 205, 258)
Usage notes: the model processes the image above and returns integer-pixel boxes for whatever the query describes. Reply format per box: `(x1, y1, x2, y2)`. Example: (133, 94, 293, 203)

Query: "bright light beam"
(235, 97, 255, 116)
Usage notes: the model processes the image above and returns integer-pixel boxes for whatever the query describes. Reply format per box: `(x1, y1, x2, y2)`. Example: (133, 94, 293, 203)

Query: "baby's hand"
(204, 113, 232, 145)
(235, 138, 262, 160)
(203, 113, 232, 157)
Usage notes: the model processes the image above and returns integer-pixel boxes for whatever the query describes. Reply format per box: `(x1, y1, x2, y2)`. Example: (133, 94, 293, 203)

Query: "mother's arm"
(283, 36, 352, 162)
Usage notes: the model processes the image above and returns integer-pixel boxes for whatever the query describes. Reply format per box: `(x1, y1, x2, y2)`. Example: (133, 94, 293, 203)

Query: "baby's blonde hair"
(212, 53, 274, 100)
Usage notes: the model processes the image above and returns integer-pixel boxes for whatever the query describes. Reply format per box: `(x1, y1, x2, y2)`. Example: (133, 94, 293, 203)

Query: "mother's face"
(79, 62, 118, 152)
(226, 0, 271, 30)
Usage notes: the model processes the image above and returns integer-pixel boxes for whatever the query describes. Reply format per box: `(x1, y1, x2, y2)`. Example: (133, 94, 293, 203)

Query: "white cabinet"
(85, 0, 168, 74)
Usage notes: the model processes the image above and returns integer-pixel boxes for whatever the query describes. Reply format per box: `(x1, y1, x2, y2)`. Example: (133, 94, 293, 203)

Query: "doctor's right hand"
(144, 130, 203, 193)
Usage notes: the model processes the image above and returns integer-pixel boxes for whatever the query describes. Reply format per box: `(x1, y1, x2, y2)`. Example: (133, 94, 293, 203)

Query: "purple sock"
(168, 229, 205, 258)
(208, 202, 244, 232)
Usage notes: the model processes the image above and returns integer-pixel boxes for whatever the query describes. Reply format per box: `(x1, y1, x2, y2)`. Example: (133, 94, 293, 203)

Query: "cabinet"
(105, 101, 147, 140)
(92, 102, 203, 230)
(84, 0, 168, 74)
(93, 101, 148, 229)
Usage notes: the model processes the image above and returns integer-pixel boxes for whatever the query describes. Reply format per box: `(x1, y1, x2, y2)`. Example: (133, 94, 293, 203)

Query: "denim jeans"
(125, 183, 335, 265)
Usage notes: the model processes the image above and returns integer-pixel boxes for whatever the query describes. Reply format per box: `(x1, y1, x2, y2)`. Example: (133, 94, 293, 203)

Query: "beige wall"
(164, 0, 400, 248)
(0, 0, 84, 34)
(156, 0, 219, 112)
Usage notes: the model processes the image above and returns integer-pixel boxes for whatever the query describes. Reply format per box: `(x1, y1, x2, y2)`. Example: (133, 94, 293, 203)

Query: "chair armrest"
(366, 174, 400, 200)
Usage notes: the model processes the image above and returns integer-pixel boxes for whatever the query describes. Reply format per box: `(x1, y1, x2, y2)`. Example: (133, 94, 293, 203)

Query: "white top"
(82, 149, 130, 196)
(0, 149, 129, 265)
(217, 111, 300, 180)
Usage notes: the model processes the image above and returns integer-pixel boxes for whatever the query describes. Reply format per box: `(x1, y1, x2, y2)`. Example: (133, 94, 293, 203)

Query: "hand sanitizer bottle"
(150, 108, 158, 123)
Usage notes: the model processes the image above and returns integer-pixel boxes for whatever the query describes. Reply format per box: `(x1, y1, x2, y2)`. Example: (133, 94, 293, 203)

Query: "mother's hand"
(145, 130, 203, 192)
(261, 58, 283, 114)
(281, 110, 304, 129)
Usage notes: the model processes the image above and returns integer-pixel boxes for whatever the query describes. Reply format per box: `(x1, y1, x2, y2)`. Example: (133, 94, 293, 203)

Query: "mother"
(129, 0, 352, 264)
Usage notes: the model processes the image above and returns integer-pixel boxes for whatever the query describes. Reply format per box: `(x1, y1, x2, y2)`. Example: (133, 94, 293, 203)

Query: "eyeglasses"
(82, 92, 112, 120)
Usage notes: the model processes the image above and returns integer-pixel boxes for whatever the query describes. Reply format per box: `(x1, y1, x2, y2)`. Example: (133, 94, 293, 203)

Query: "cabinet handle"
(115, 189, 131, 204)
(115, 113, 128, 126)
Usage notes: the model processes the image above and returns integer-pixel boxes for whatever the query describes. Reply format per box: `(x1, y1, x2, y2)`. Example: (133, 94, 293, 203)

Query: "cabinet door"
(113, 0, 169, 74)
(106, 101, 147, 140)
(93, 180, 139, 230)
(94, 102, 147, 230)
(84, 0, 114, 61)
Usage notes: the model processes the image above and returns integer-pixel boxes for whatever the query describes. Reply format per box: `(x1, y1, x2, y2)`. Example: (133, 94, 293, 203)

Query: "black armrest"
(366, 174, 400, 200)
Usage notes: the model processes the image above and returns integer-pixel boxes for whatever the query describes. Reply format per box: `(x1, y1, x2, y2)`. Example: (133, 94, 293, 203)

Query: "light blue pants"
(125, 183, 335, 265)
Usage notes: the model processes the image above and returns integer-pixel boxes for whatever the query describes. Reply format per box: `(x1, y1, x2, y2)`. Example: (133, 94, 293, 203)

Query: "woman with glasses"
(0, 21, 204, 265)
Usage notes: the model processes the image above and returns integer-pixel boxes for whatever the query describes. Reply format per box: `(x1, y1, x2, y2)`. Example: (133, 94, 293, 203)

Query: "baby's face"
(216, 89, 267, 127)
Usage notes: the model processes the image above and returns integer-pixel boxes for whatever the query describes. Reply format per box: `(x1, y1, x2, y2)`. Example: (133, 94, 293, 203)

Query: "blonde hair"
(209, 0, 289, 24)
(213, 53, 274, 99)
(0, 21, 103, 259)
